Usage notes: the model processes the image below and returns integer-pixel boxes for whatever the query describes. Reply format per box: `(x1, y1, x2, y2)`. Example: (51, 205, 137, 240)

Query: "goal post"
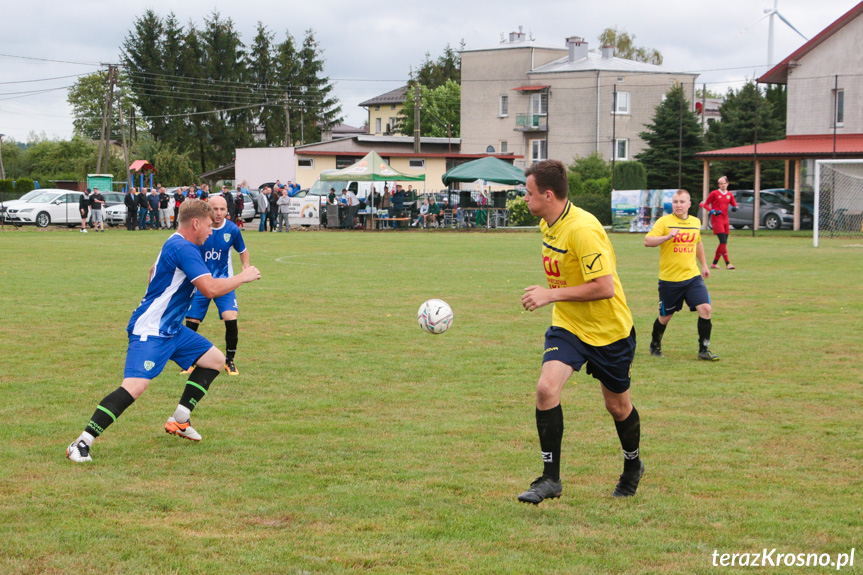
(813, 159, 863, 247)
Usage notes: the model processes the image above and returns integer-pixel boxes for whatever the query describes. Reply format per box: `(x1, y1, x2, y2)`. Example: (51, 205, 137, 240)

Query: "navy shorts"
(186, 290, 238, 321)
(543, 326, 636, 393)
(658, 276, 710, 316)
(123, 326, 213, 379)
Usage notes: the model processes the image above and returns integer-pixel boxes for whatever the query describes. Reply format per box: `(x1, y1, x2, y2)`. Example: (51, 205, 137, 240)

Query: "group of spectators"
(77, 188, 106, 233)
(255, 179, 299, 232)
(120, 182, 248, 231)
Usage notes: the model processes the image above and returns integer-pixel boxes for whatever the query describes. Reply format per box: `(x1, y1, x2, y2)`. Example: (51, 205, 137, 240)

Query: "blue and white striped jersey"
(200, 219, 247, 279)
(127, 233, 212, 337)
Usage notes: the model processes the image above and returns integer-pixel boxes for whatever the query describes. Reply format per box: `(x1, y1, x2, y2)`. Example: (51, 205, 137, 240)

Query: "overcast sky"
(0, 0, 858, 144)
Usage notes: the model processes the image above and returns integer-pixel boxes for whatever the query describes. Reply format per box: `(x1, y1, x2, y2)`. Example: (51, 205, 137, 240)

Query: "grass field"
(0, 226, 860, 574)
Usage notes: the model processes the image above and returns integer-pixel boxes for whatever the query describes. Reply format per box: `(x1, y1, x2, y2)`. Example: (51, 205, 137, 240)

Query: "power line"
(0, 52, 104, 66)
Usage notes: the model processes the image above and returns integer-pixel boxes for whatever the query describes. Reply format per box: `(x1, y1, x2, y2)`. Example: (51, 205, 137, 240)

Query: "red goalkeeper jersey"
(701, 190, 738, 217)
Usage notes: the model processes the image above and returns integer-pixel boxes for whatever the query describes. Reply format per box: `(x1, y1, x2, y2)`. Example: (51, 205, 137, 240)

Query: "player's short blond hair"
(178, 199, 214, 225)
(674, 189, 691, 200)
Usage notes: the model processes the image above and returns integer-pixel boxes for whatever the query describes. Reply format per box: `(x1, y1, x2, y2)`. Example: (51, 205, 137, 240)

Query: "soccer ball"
(417, 299, 454, 334)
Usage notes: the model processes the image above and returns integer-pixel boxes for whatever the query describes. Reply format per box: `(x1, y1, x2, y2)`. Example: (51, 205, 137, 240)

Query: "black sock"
(651, 318, 667, 344)
(85, 387, 135, 438)
(185, 320, 200, 332)
(698, 317, 712, 352)
(179, 367, 219, 412)
(614, 406, 641, 472)
(224, 320, 238, 360)
(536, 404, 564, 481)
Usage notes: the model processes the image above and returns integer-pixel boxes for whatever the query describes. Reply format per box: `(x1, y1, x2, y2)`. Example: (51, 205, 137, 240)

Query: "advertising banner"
(611, 189, 677, 232)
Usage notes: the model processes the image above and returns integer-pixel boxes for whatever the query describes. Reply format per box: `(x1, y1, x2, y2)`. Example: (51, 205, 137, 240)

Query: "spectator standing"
(172, 188, 186, 229)
(220, 186, 235, 221)
(233, 185, 245, 228)
(79, 188, 91, 233)
(381, 186, 392, 227)
(268, 186, 279, 232)
(159, 187, 171, 229)
(277, 189, 291, 232)
(392, 184, 405, 228)
(137, 187, 150, 229)
(257, 187, 270, 232)
(345, 188, 360, 229)
(148, 188, 160, 229)
(124, 188, 138, 231)
(90, 187, 106, 232)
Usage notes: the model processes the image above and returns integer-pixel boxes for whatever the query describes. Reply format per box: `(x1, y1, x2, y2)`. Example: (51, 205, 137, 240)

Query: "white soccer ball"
(417, 299, 454, 335)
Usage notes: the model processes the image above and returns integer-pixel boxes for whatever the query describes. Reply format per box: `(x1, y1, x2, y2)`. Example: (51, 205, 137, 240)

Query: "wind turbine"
(763, 0, 808, 66)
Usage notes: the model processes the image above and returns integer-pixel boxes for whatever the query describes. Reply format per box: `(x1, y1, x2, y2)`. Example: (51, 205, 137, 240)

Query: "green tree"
(613, 161, 647, 190)
(249, 22, 280, 146)
(398, 80, 461, 138)
(67, 70, 135, 140)
(294, 29, 343, 145)
(122, 10, 169, 140)
(704, 82, 785, 188)
(598, 27, 662, 65)
(637, 83, 705, 194)
(413, 42, 463, 89)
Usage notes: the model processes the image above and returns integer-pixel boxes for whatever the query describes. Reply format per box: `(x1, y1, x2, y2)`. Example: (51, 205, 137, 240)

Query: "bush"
(567, 172, 583, 196)
(613, 161, 647, 190)
(572, 194, 611, 226)
(0, 179, 13, 194)
(583, 177, 611, 197)
(506, 197, 540, 227)
(15, 178, 35, 194)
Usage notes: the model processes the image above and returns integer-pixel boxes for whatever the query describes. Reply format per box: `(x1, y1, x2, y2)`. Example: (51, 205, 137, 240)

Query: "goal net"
(814, 160, 863, 246)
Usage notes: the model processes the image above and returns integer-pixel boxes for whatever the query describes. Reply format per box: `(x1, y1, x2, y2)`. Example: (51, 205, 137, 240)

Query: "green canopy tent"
(441, 157, 525, 228)
(321, 150, 424, 228)
(441, 156, 525, 186)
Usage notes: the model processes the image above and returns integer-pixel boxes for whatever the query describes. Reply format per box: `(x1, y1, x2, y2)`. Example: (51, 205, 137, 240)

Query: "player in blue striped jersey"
(66, 200, 261, 463)
(183, 195, 249, 376)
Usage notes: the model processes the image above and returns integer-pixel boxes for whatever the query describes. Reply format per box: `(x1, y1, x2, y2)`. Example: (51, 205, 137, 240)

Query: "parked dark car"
(727, 190, 813, 230)
(763, 188, 815, 214)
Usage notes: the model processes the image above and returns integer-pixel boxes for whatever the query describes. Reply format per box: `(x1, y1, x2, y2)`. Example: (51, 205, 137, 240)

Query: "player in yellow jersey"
(517, 160, 644, 504)
(644, 189, 718, 361)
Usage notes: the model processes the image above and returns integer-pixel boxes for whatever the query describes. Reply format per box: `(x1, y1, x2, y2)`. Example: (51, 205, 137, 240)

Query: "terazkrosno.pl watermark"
(712, 549, 855, 570)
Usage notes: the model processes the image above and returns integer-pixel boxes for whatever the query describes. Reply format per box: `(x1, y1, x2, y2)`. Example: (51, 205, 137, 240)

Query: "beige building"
(460, 30, 698, 170)
(359, 86, 409, 136)
(293, 135, 514, 191)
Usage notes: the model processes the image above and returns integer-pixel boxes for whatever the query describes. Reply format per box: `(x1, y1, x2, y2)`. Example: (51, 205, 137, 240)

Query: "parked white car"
(5, 190, 85, 227)
(1, 189, 51, 222)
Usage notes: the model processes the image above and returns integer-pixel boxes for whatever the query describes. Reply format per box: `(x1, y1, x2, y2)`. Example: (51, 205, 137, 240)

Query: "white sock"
(78, 431, 96, 447)
(172, 405, 191, 423)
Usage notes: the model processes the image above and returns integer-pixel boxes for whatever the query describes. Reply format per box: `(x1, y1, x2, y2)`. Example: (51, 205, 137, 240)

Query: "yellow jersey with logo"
(540, 202, 633, 347)
(646, 213, 702, 282)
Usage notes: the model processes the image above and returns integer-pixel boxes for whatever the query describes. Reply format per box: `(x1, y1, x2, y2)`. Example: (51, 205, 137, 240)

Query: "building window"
(834, 89, 844, 125)
(375, 105, 380, 111)
(530, 139, 547, 163)
(391, 104, 396, 110)
(530, 92, 548, 116)
(375, 118, 381, 133)
(614, 139, 629, 160)
(499, 95, 509, 117)
(500, 140, 508, 153)
(336, 156, 355, 169)
(387, 117, 398, 133)
(298, 158, 313, 168)
(614, 91, 630, 114)
(409, 159, 425, 169)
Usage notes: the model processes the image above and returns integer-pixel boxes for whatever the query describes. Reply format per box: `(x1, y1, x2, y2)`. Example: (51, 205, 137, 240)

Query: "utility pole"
(284, 92, 291, 146)
(413, 85, 421, 154)
(118, 104, 130, 190)
(96, 65, 117, 173)
(611, 85, 617, 190)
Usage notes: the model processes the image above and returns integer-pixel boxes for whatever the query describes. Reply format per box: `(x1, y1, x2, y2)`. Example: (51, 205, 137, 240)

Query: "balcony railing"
(514, 113, 548, 131)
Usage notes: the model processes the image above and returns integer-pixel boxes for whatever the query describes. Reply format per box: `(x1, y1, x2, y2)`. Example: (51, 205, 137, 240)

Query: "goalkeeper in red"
(700, 175, 738, 269)
(517, 160, 643, 505)
(645, 189, 719, 361)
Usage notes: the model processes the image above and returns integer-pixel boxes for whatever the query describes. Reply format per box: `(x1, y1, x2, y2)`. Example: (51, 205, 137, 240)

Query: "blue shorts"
(186, 290, 238, 321)
(658, 276, 710, 316)
(542, 326, 636, 393)
(124, 327, 214, 379)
